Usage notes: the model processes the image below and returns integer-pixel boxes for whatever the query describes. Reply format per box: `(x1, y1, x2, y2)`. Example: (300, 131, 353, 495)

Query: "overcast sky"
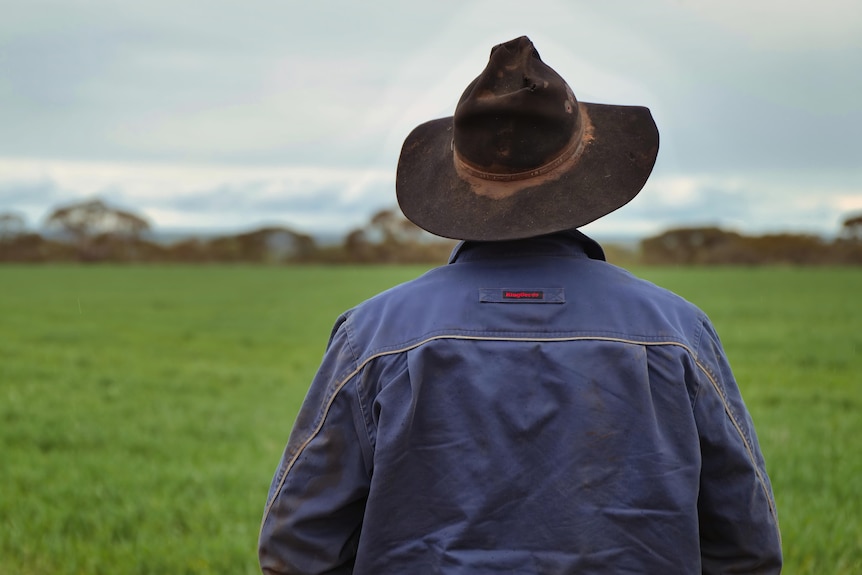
(1, 0, 860, 239)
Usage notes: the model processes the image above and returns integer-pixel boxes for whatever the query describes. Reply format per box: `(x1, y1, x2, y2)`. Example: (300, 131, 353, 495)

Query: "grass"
(1, 264, 860, 574)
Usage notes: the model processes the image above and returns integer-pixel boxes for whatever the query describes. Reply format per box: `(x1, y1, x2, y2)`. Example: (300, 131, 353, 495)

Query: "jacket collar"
(448, 229, 606, 264)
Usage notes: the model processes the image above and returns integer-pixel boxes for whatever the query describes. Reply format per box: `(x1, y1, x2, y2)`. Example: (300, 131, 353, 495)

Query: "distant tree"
(832, 213, 862, 264)
(745, 233, 825, 265)
(368, 209, 424, 246)
(344, 228, 374, 262)
(232, 227, 317, 263)
(45, 198, 150, 240)
(202, 226, 317, 263)
(641, 227, 744, 265)
(840, 213, 862, 241)
(164, 238, 209, 263)
(0, 211, 77, 262)
(341, 208, 452, 263)
(44, 198, 151, 261)
(0, 212, 27, 241)
(641, 226, 839, 266)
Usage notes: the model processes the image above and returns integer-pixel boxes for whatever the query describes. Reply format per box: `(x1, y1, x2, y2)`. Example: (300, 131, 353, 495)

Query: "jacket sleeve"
(259, 315, 373, 575)
(693, 318, 782, 574)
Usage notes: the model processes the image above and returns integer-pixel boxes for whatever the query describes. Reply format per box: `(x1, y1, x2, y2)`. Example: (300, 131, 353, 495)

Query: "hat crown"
(453, 36, 581, 174)
(395, 35, 659, 241)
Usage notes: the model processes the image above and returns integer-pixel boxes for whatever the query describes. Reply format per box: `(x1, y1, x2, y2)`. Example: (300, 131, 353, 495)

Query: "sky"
(1, 0, 861, 241)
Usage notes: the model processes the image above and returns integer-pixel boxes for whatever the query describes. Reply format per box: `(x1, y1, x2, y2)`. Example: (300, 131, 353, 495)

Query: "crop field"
(1, 264, 860, 574)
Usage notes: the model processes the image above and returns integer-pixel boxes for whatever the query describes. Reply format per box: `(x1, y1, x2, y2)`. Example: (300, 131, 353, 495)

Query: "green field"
(1, 264, 860, 574)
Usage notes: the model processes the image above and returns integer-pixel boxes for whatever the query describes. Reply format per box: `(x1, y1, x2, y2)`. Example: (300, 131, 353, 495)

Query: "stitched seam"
(344, 316, 370, 459)
(354, 370, 375, 470)
(690, 318, 706, 409)
(693, 357, 779, 524)
(362, 330, 689, 358)
(691, 372, 704, 409)
(342, 314, 359, 365)
(261, 334, 686, 532)
(259, 333, 774, 533)
(260, 334, 690, 530)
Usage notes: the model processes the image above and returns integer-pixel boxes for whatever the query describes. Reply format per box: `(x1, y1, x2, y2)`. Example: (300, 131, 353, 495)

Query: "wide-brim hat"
(396, 36, 659, 241)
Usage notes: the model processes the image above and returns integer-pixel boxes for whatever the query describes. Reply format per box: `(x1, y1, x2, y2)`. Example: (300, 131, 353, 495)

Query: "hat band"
(453, 116, 587, 183)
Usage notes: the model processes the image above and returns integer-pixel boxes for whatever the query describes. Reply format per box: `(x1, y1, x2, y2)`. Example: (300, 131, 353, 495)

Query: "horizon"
(14, 201, 851, 246)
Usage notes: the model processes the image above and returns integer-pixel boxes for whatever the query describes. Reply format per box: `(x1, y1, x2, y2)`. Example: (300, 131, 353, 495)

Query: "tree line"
(1, 199, 861, 265)
(639, 223, 862, 266)
(0, 199, 455, 264)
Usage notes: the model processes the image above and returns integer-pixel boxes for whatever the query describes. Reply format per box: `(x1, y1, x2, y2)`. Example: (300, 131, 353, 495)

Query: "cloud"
(2, 0, 860, 238)
(0, 157, 395, 232)
(671, 0, 862, 49)
(584, 172, 862, 239)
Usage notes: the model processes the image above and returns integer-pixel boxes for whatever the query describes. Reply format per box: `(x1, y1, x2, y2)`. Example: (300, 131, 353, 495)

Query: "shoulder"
(584, 260, 708, 324)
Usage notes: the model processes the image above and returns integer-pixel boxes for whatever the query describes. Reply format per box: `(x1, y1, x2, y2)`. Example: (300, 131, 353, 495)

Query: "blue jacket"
(259, 231, 782, 574)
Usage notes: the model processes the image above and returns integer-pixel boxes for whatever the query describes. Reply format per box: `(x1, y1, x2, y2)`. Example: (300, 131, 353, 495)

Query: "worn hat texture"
(396, 36, 660, 241)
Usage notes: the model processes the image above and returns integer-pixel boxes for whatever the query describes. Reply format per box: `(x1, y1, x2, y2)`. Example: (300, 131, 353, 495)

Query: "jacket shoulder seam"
(262, 332, 696, 531)
(692, 356, 779, 523)
(261, 332, 770, 533)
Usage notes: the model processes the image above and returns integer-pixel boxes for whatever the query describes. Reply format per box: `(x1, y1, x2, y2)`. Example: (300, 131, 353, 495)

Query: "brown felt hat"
(396, 36, 659, 241)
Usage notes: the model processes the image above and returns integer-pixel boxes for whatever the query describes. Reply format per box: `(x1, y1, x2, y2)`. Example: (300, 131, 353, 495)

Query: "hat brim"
(396, 102, 659, 241)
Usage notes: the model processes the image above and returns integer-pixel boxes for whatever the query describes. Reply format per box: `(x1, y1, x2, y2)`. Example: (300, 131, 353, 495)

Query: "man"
(259, 36, 782, 574)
